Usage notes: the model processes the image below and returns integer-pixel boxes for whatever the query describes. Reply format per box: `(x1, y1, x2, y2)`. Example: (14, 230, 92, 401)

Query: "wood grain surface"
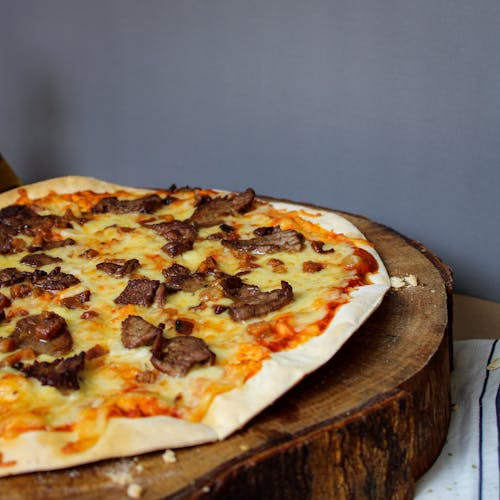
(0, 209, 452, 500)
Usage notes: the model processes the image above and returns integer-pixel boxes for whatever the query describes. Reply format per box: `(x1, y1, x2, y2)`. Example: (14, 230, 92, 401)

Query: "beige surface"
(453, 293, 500, 340)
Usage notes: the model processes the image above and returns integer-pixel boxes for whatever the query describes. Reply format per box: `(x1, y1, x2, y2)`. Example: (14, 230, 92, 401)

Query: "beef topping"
(0, 348, 36, 367)
(189, 188, 255, 227)
(226, 280, 294, 322)
(10, 283, 32, 299)
(0, 292, 11, 309)
(162, 264, 206, 293)
(85, 344, 109, 361)
(96, 258, 140, 278)
(153, 283, 168, 307)
(61, 290, 91, 309)
(196, 256, 218, 274)
(0, 268, 29, 287)
(150, 335, 215, 377)
(11, 311, 73, 356)
(222, 228, 304, 255)
(30, 267, 80, 291)
(302, 261, 325, 273)
(213, 304, 228, 315)
(253, 226, 280, 236)
(20, 252, 63, 268)
(29, 311, 65, 341)
(220, 223, 235, 233)
(220, 275, 260, 299)
(311, 241, 335, 254)
(0, 205, 71, 235)
(0, 205, 38, 229)
(162, 195, 177, 206)
(0, 229, 15, 254)
(14, 352, 85, 391)
(145, 220, 198, 257)
(0, 337, 17, 353)
(27, 237, 75, 253)
(0, 206, 72, 255)
(135, 370, 159, 384)
(81, 310, 99, 320)
(91, 194, 163, 214)
(121, 315, 163, 349)
(114, 279, 160, 306)
(80, 248, 99, 259)
(162, 239, 194, 258)
(267, 258, 287, 273)
(175, 318, 194, 335)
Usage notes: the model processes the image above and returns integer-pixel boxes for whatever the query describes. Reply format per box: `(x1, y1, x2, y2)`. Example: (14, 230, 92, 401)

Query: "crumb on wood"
(162, 449, 177, 464)
(390, 274, 418, 289)
(104, 469, 134, 486)
(404, 274, 418, 286)
(127, 482, 143, 498)
(103, 459, 139, 487)
(239, 444, 250, 452)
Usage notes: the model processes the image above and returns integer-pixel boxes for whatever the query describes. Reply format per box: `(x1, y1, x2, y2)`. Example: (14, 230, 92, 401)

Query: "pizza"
(0, 176, 389, 476)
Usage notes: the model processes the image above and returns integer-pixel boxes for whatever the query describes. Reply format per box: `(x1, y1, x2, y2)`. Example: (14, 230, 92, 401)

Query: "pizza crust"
(0, 177, 390, 476)
(0, 175, 152, 208)
(0, 416, 217, 476)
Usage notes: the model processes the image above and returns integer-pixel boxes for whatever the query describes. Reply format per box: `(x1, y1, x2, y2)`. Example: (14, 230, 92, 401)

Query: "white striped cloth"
(415, 340, 500, 500)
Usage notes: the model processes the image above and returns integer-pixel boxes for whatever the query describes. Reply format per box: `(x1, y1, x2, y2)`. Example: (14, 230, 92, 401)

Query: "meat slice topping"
(220, 275, 260, 299)
(0, 228, 16, 254)
(175, 318, 194, 335)
(311, 240, 335, 254)
(302, 261, 325, 273)
(10, 283, 32, 299)
(11, 311, 73, 356)
(20, 252, 63, 268)
(0, 267, 29, 287)
(121, 315, 163, 349)
(162, 264, 206, 293)
(150, 335, 215, 377)
(90, 194, 163, 214)
(0, 292, 11, 309)
(27, 237, 75, 253)
(0, 205, 72, 255)
(221, 277, 294, 321)
(14, 352, 85, 391)
(145, 220, 198, 257)
(222, 228, 304, 255)
(30, 267, 80, 291)
(96, 258, 140, 278)
(60, 290, 91, 309)
(0, 205, 72, 235)
(114, 279, 160, 306)
(189, 188, 255, 227)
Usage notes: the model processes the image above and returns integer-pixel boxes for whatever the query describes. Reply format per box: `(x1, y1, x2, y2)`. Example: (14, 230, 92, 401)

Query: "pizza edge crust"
(0, 176, 390, 476)
(0, 175, 153, 208)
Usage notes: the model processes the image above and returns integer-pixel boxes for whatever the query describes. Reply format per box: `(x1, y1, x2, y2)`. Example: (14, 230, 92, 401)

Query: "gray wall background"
(1, 1, 499, 301)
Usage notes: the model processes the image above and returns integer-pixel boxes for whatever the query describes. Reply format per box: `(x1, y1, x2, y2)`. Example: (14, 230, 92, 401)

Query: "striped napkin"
(415, 340, 500, 499)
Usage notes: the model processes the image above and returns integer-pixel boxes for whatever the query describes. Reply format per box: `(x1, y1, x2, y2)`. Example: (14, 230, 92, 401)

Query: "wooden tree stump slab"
(0, 209, 452, 500)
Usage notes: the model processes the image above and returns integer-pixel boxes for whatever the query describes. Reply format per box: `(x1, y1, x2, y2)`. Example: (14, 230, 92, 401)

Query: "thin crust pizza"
(0, 176, 389, 476)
